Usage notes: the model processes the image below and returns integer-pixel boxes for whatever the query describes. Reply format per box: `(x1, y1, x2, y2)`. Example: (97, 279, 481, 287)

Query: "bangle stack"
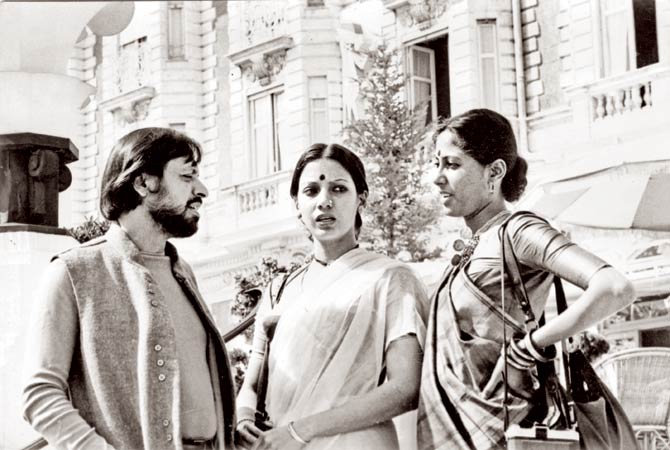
(237, 417, 254, 427)
(287, 421, 310, 445)
(523, 332, 556, 362)
(506, 331, 557, 370)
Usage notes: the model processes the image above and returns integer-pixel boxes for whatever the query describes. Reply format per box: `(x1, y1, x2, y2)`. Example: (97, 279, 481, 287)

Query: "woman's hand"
(235, 410, 263, 449)
(482, 341, 539, 400)
(250, 426, 305, 450)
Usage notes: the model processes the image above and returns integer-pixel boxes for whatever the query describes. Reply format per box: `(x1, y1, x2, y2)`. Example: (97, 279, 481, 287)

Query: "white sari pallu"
(263, 249, 428, 450)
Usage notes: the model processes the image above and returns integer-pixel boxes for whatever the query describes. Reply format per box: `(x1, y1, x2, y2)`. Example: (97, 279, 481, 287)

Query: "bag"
(554, 280, 638, 450)
(500, 211, 637, 450)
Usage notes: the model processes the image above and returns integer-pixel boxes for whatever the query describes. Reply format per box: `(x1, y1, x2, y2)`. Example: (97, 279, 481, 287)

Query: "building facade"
(66, 0, 670, 338)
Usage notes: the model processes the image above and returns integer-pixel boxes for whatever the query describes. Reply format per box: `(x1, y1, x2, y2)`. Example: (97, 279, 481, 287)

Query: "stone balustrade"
(588, 66, 669, 121)
(223, 170, 290, 215)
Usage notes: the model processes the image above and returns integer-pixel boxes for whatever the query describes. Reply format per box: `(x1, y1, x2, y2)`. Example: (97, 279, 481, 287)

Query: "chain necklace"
(450, 210, 509, 267)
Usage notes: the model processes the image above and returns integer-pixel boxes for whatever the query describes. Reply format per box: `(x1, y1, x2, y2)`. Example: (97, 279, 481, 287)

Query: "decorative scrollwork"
(239, 50, 288, 86)
(395, 0, 449, 30)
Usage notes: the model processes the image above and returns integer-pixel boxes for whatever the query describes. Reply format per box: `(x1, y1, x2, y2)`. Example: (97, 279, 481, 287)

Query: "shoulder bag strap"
(499, 211, 538, 431)
(255, 264, 308, 421)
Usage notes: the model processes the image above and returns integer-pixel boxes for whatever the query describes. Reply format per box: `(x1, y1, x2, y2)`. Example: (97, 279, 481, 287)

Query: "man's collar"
(106, 223, 180, 266)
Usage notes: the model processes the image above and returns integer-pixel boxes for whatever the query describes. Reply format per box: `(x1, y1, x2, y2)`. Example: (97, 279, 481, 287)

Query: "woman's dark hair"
(100, 127, 202, 221)
(437, 108, 528, 202)
(290, 143, 368, 231)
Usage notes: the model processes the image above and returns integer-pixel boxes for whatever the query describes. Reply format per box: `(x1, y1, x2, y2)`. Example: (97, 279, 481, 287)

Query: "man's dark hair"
(100, 127, 202, 221)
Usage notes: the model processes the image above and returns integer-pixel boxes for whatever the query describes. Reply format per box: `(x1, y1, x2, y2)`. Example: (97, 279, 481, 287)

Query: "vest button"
(157, 359, 165, 367)
(151, 300, 159, 307)
(166, 433, 173, 442)
(154, 344, 162, 352)
(162, 419, 170, 427)
(158, 373, 166, 382)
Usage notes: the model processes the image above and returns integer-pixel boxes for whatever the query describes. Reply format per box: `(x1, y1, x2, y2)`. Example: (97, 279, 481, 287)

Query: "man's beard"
(149, 201, 200, 238)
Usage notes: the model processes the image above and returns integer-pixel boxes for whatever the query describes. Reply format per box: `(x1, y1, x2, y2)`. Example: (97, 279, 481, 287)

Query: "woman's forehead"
(435, 131, 466, 159)
(300, 158, 352, 182)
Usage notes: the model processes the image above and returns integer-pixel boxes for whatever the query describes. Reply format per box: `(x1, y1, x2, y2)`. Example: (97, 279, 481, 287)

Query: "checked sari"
(417, 213, 608, 450)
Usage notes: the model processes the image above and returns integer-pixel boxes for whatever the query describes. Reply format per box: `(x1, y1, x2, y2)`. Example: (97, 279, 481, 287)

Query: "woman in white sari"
(236, 143, 429, 450)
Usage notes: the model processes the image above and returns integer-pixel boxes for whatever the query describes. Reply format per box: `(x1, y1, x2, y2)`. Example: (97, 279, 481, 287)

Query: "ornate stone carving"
(118, 97, 153, 123)
(100, 86, 156, 126)
(394, 0, 449, 30)
(243, 3, 287, 47)
(240, 50, 288, 86)
(229, 36, 293, 87)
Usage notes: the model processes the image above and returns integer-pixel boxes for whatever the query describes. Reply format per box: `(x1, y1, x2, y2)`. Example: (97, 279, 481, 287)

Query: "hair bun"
(502, 155, 527, 202)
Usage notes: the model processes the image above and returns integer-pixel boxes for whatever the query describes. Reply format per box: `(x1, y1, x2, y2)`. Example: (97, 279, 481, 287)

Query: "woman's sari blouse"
(417, 213, 609, 450)
(251, 249, 429, 450)
(457, 214, 609, 342)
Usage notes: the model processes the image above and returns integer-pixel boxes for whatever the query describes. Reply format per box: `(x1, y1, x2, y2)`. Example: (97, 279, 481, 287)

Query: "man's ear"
(133, 174, 160, 197)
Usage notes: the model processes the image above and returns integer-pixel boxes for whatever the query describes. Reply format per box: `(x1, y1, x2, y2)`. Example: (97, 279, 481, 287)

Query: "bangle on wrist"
(287, 421, 309, 444)
(506, 339, 535, 370)
(237, 417, 254, 426)
(523, 331, 556, 363)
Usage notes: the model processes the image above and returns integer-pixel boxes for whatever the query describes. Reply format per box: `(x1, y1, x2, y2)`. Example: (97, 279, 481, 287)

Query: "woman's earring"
(489, 182, 495, 194)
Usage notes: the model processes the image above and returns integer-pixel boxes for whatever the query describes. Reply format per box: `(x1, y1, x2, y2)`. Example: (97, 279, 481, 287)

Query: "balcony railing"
(222, 170, 290, 215)
(585, 65, 670, 122)
(213, 170, 294, 237)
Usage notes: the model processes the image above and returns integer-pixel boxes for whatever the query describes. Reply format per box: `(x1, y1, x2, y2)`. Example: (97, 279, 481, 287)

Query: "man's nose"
(194, 177, 209, 198)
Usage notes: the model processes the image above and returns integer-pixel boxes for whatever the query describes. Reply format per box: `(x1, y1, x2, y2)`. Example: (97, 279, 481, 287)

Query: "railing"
(587, 66, 668, 121)
(219, 170, 292, 221)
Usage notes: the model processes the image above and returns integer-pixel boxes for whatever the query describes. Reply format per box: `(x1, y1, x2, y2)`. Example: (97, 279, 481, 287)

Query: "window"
(249, 90, 286, 177)
(601, 0, 658, 76)
(407, 36, 450, 124)
(117, 36, 149, 94)
(408, 45, 437, 123)
(168, 1, 185, 60)
(477, 20, 500, 110)
(309, 77, 329, 143)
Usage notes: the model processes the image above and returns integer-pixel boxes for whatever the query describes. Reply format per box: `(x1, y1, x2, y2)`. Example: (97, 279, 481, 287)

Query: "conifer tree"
(344, 43, 442, 261)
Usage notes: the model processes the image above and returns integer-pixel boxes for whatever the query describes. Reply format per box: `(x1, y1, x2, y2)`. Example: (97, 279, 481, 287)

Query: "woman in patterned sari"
(417, 109, 635, 450)
(236, 143, 429, 450)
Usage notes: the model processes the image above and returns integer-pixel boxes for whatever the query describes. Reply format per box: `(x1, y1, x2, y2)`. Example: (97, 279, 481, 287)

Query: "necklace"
(451, 210, 509, 267)
(312, 244, 360, 267)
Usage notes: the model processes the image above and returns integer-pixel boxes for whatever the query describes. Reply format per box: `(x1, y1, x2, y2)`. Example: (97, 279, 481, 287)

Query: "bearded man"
(22, 128, 235, 450)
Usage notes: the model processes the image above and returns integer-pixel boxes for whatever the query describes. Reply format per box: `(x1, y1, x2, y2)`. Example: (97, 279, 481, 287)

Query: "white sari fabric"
(253, 249, 429, 450)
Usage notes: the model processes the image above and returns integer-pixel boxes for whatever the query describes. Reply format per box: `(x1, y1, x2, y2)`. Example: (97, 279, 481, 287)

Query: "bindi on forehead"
(319, 174, 326, 181)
